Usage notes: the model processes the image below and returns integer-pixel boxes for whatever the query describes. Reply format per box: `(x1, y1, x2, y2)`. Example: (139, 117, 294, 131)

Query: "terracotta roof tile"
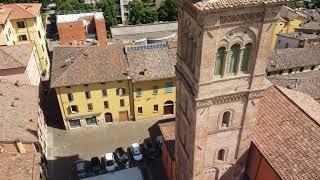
(5, 3, 41, 20)
(267, 46, 320, 72)
(268, 70, 320, 100)
(50, 45, 129, 88)
(0, 82, 39, 142)
(0, 7, 12, 24)
(193, 0, 294, 11)
(159, 121, 175, 160)
(253, 86, 320, 180)
(0, 143, 41, 180)
(126, 44, 177, 82)
(0, 44, 34, 70)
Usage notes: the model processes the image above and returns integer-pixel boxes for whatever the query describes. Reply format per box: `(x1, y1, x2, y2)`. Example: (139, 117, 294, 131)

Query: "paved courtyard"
(47, 118, 170, 180)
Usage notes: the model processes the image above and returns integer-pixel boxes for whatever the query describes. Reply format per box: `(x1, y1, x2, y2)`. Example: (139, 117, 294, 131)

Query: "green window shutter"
(214, 48, 225, 76)
(241, 44, 252, 72)
(229, 45, 240, 73)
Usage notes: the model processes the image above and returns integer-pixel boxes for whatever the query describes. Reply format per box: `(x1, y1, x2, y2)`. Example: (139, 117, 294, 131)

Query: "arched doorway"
(105, 113, 113, 123)
(164, 100, 174, 115)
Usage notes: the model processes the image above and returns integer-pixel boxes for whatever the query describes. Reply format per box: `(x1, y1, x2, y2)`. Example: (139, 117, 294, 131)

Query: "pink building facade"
(0, 44, 41, 85)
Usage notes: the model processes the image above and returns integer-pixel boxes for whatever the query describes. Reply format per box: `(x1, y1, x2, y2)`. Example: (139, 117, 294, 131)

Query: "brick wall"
(162, 142, 176, 180)
(57, 21, 86, 46)
(94, 18, 107, 46)
(245, 143, 281, 180)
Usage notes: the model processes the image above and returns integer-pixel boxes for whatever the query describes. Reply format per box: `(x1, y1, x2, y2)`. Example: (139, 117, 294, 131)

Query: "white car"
(105, 153, 116, 172)
(130, 143, 143, 161)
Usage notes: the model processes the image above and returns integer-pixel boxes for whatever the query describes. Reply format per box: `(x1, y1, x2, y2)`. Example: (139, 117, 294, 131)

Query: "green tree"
(56, 0, 93, 12)
(97, 0, 117, 29)
(128, 0, 158, 24)
(141, 7, 158, 24)
(0, 0, 50, 6)
(128, 0, 144, 24)
(313, 0, 320, 7)
(157, 0, 177, 21)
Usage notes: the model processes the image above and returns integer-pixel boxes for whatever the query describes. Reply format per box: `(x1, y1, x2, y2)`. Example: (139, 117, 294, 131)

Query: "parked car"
(130, 143, 143, 161)
(105, 153, 117, 172)
(74, 160, 87, 179)
(115, 147, 129, 167)
(91, 157, 101, 175)
(142, 141, 160, 159)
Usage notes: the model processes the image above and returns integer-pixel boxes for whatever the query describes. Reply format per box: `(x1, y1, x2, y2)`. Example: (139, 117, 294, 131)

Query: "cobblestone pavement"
(47, 118, 170, 180)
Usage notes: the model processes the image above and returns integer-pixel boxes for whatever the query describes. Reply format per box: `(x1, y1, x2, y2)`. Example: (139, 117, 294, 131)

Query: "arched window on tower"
(217, 149, 226, 161)
(241, 43, 252, 72)
(228, 44, 241, 73)
(222, 111, 231, 127)
(214, 47, 226, 76)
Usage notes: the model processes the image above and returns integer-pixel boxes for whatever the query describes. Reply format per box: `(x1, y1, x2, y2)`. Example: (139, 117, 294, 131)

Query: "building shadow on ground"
(41, 81, 65, 130)
(144, 118, 175, 180)
(47, 154, 85, 180)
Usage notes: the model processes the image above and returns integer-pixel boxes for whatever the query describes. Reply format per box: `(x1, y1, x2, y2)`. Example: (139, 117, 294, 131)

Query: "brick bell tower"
(175, 0, 293, 180)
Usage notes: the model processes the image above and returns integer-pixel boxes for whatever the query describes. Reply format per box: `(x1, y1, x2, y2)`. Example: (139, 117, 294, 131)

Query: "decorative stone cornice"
(196, 92, 246, 109)
(207, 127, 241, 136)
(195, 90, 266, 109)
(248, 90, 265, 100)
(220, 12, 264, 24)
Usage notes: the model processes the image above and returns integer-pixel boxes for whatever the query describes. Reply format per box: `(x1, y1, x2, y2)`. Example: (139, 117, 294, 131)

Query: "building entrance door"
(164, 101, 174, 115)
(119, 111, 129, 121)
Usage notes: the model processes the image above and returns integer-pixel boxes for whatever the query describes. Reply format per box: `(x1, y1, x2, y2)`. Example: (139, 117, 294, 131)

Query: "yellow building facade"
(51, 44, 177, 130)
(133, 79, 176, 120)
(270, 6, 305, 49)
(0, 3, 49, 78)
(55, 79, 177, 129)
(55, 81, 132, 129)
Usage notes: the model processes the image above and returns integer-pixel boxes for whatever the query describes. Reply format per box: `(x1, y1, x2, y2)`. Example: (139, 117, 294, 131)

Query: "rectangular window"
(87, 103, 93, 111)
(38, 31, 41, 39)
(165, 82, 173, 93)
(288, 69, 293, 74)
(102, 89, 107, 96)
(84, 84, 88, 87)
(17, 21, 25, 28)
(8, 28, 11, 36)
(120, 99, 125, 107)
(86, 116, 97, 126)
(311, 65, 316, 70)
(138, 107, 143, 114)
(85, 91, 91, 99)
(67, 93, 73, 102)
(279, 70, 283, 75)
(66, 86, 71, 89)
(154, 105, 158, 112)
(6, 34, 9, 41)
(116, 88, 126, 95)
(42, 45, 45, 52)
(70, 105, 78, 114)
(104, 101, 109, 109)
(299, 67, 304, 72)
(136, 88, 142, 97)
(69, 119, 81, 128)
(18, 34, 28, 41)
(153, 86, 158, 94)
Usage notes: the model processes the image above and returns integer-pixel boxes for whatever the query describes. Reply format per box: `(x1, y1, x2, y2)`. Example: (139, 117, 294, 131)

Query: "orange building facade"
(57, 12, 107, 46)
